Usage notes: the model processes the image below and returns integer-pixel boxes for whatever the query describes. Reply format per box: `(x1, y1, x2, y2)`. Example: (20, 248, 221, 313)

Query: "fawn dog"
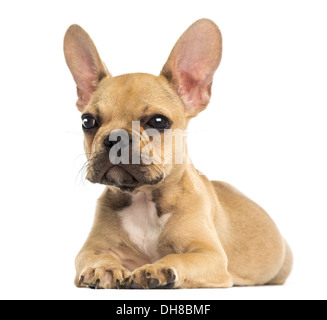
(64, 19, 292, 289)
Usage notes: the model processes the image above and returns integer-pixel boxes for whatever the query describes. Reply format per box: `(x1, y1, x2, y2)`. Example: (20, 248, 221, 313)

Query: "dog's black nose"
(104, 130, 131, 150)
(104, 135, 118, 149)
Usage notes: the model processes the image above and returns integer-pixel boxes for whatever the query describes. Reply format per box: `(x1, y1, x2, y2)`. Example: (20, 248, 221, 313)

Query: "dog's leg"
(266, 240, 293, 285)
(75, 251, 131, 289)
(128, 245, 233, 289)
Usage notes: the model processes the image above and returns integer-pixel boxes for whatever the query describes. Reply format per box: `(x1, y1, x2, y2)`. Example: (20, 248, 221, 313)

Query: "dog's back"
(211, 180, 293, 285)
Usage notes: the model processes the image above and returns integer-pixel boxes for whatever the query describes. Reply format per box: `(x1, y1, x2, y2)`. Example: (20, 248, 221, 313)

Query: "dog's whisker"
(75, 158, 90, 186)
(74, 153, 91, 162)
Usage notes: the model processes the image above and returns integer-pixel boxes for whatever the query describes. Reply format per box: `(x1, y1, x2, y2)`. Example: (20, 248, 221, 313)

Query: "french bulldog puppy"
(64, 19, 292, 289)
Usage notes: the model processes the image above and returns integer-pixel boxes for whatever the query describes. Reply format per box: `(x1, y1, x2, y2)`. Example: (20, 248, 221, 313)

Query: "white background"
(0, 0, 326, 300)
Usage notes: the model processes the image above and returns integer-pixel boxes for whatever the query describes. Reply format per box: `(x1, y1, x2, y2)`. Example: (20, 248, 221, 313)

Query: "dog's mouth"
(101, 165, 138, 189)
(86, 152, 165, 191)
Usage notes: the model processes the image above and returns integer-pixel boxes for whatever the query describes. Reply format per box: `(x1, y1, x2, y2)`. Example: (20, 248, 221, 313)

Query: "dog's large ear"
(161, 19, 222, 117)
(64, 25, 110, 112)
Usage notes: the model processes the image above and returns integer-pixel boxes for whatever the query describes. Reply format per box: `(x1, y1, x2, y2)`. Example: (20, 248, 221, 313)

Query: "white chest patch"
(119, 192, 171, 261)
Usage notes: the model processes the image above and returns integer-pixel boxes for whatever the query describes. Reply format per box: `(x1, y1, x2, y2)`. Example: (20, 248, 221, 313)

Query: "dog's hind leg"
(267, 240, 293, 285)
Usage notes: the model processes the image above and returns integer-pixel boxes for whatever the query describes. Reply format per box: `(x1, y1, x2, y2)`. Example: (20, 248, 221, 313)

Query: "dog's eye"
(146, 115, 171, 130)
(82, 115, 97, 129)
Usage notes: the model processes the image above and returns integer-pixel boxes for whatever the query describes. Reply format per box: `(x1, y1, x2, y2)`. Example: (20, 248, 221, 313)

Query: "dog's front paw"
(78, 265, 131, 289)
(123, 264, 178, 289)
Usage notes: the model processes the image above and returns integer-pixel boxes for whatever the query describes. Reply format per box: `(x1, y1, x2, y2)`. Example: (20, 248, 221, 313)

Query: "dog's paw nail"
(78, 275, 85, 286)
(160, 282, 175, 289)
(95, 279, 100, 289)
(167, 269, 176, 283)
(148, 278, 159, 289)
(120, 277, 130, 288)
(130, 280, 143, 289)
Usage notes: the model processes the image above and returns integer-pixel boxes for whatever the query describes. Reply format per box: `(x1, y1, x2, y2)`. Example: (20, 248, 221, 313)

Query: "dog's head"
(64, 19, 222, 192)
